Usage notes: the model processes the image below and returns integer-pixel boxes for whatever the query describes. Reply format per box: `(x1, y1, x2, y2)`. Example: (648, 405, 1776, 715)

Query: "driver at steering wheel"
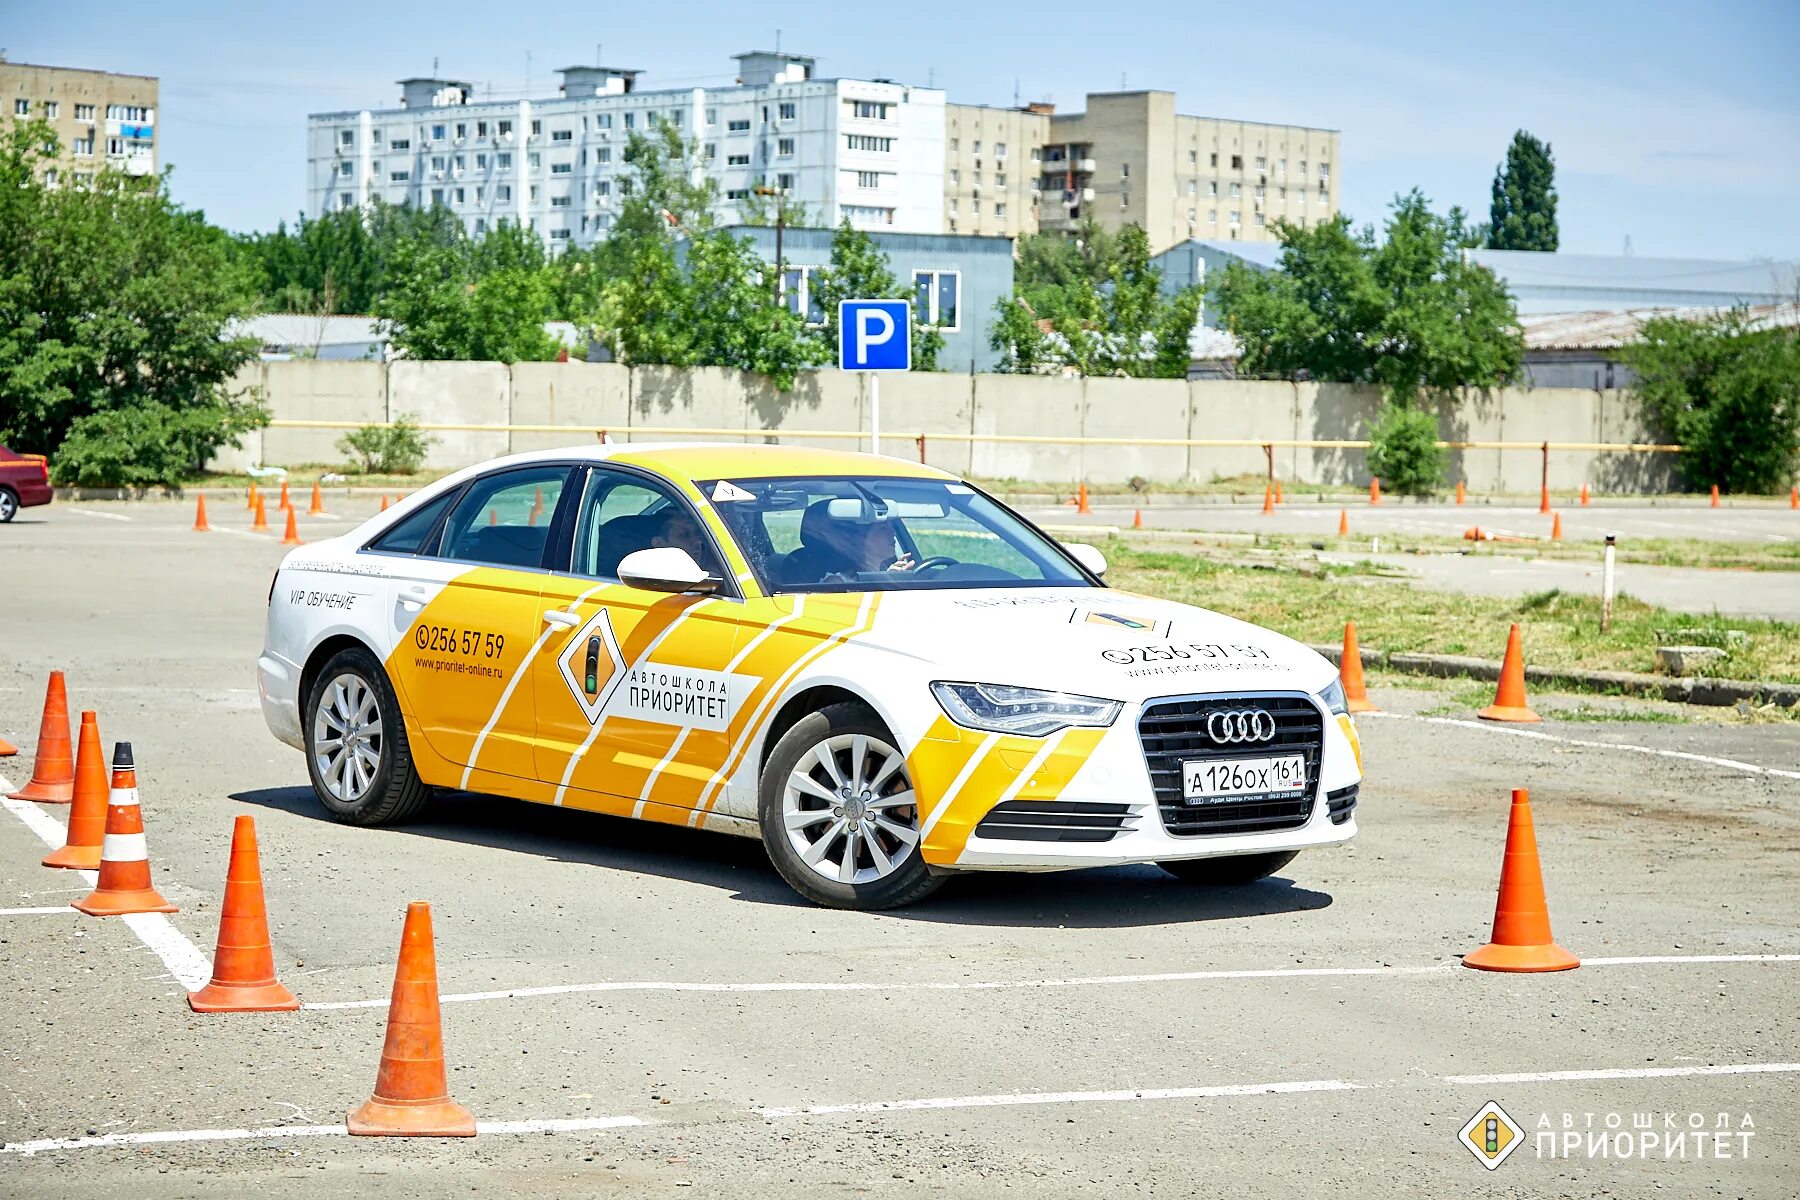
(783, 498, 918, 584)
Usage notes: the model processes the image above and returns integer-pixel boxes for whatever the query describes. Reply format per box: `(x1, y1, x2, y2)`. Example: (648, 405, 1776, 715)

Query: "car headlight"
(1317, 677, 1349, 716)
(930, 681, 1122, 738)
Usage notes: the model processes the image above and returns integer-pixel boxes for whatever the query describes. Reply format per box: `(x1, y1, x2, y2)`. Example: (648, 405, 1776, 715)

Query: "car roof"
(459, 442, 955, 484)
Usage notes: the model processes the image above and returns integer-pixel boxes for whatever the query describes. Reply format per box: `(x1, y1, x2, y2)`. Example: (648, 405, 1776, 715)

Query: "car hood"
(844, 586, 1336, 703)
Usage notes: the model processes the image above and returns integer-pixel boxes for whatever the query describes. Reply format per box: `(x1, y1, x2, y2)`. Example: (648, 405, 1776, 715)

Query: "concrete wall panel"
(969, 375, 1084, 483)
(1190, 380, 1305, 484)
(387, 360, 510, 469)
(878, 373, 975, 475)
(629, 366, 749, 441)
(260, 360, 386, 467)
(508, 362, 630, 454)
(1082, 377, 1188, 482)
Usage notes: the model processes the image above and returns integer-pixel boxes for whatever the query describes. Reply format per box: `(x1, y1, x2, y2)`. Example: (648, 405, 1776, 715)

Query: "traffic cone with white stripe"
(43, 712, 108, 869)
(1463, 788, 1579, 973)
(189, 815, 300, 1012)
(72, 744, 177, 916)
(9, 670, 74, 804)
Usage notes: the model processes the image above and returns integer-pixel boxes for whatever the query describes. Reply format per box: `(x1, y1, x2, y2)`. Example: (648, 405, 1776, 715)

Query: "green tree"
(1620, 309, 1800, 493)
(737, 187, 815, 229)
(1013, 221, 1119, 321)
(987, 296, 1058, 374)
(1487, 131, 1559, 252)
(809, 220, 943, 371)
(0, 120, 265, 482)
(372, 220, 563, 362)
(238, 201, 465, 314)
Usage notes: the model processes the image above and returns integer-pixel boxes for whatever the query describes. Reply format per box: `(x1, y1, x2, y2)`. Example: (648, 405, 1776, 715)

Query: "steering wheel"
(903, 555, 959, 572)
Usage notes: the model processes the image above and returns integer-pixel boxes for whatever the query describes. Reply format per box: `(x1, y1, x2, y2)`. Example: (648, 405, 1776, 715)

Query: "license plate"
(1181, 754, 1306, 805)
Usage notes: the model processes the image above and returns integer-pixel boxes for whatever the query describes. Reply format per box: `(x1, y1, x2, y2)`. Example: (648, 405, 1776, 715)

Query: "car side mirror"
(1065, 542, 1108, 578)
(617, 547, 719, 594)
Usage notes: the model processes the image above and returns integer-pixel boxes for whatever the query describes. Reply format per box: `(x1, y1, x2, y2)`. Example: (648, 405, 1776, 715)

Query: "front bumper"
(918, 690, 1362, 871)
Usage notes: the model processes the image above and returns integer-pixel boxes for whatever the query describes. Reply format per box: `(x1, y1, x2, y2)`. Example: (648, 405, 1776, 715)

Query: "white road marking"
(1443, 1063, 1800, 1087)
(461, 582, 608, 789)
(1363, 712, 1800, 780)
(298, 952, 1799, 1012)
(760, 1078, 1365, 1118)
(60, 507, 131, 521)
(0, 906, 76, 916)
(0, 1114, 644, 1157)
(0, 794, 212, 989)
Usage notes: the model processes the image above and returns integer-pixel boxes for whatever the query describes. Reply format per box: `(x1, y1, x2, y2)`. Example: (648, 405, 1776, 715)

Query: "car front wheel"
(759, 702, 944, 910)
(1159, 850, 1299, 885)
(304, 645, 431, 826)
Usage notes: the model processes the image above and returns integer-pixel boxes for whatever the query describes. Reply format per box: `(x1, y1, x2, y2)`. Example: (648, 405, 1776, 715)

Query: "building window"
(72, 137, 94, 157)
(551, 229, 571, 241)
(704, 143, 717, 160)
(551, 129, 572, 142)
(1230, 154, 1242, 170)
(949, 168, 959, 185)
(530, 184, 539, 201)
(948, 198, 958, 214)
(340, 192, 354, 210)
(1209, 152, 1218, 167)
(1120, 192, 1129, 208)
(846, 134, 893, 152)
(497, 185, 511, 202)
(528, 152, 541, 169)
(995, 202, 1006, 217)
(338, 161, 354, 177)
(1254, 184, 1265, 199)
(498, 120, 513, 138)
(1298, 160, 1306, 176)
(74, 102, 95, 121)
(1188, 150, 1197, 164)
(1254, 212, 1266, 226)
(550, 195, 570, 207)
(949, 137, 958, 152)
(390, 170, 410, 182)
(454, 187, 466, 204)
(777, 265, 825, 324)
(596, 147, 610, 164)
(995, 142, 1007, 159)
(1255, 156, 1266, 171)
(477, 121, 488, 137)
(777, 172, 794, 190)
(725, 188, 749, 200)
(855, 170, 882, 189)
(430, 124, 446, 141)
(1208, 181, 1218, 197)
(1228, 209, 1240, 225)
(1318, 187, 1329, 203)
(1278, 158, 1287, 174)
(727, 153, 750, 166)
(727, 118, 750, 133)
(475, 186, 485, 203)
(596, 113, 612, 129)
(452, 153, 465, 173)
(1319, 161, 1330, 180)
(475, 152, 488, 170)
(42, 101, 59, 118)
(1186, 181, 1197, 196)
(390, 138, 411, 152)
(1031, 147, 1041, 162)
(1121, 162, 1129, 178)
(777, 137, 795, 156)
(13, 99, 29, 117)
(778, 101, 796, 120)
(1208, 209, 1217, 223)
(705, 108, 717, 126)
(912, 270, 960, 331)
(843, 204, 894, 225)
(996, 173, 1006, 186)
(596, 180, 610, 197)
(551, 162, 571, 174)
(851, 101, 891, 120)
(530, 119, 542, 136)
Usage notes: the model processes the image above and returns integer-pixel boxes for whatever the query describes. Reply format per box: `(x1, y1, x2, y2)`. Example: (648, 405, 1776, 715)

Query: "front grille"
(1138, 694, 1324, 837)
(1327, 783, 1358, 825)
(973, 800, 1137, 844)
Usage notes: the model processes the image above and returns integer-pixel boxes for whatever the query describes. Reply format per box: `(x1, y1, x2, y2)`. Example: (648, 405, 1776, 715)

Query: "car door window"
(439, 466, 570, 570)
(367, 492, 455, 556)
(571, 471, 724, 582)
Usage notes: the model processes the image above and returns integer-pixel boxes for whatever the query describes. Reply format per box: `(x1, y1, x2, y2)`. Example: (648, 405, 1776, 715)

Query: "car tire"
(0, 487, 17, 523)
(1158, 850, 1299, 885)
(303, 645, 432, 826)
(759, 702, 945, 910)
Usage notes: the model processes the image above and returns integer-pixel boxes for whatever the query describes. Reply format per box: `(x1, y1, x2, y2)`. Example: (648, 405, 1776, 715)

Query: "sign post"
(837, 299, 911, 456)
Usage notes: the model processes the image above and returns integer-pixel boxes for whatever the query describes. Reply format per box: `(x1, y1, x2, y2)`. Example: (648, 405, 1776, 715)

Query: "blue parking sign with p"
(838, 299, 911, 372)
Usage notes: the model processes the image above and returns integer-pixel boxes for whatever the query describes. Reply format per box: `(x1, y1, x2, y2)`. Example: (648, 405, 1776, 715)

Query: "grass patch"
(1103, 539, 1800, 684)
(1219, 529, 1800, 573)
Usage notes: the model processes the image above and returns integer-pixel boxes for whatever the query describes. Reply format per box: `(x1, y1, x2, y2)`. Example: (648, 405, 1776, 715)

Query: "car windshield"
(700, 475, 1096, 595)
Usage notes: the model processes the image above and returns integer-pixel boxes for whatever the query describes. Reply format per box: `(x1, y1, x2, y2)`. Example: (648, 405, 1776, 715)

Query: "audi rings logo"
(1206, 708, 1277, 744)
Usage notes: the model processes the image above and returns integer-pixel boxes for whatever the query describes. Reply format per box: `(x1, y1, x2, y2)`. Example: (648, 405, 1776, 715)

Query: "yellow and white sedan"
(258, 445, 1361, 909)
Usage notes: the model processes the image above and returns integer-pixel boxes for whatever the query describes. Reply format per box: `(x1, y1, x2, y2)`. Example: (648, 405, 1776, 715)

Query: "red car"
(0, 445, 52, 522)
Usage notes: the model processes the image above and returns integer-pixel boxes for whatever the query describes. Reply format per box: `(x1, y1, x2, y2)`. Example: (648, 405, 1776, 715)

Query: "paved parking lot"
(2, 498, 1797, 1197)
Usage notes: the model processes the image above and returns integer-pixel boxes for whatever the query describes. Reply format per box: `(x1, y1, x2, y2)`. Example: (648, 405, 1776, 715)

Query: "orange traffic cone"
(1337, 509, 1349, 536)
(1076, 484, 1092, 515)
(347, 902, 477, 1137)
(1539, 485, 1551, 515)
(0, 737, 15, 757)
(486, 508, 498, 527)
(1710, 484, 1720, 508)
(1478, 624, 1540, 723)
(309, 482, 326, 516)
(72, 743, 177, 916)
(1339, 622, 1378, 714)
(380, 494, 391, 512)
(192, 495, 211, 532)
(189, 816, 301, 1013)
(251, 493, 269, 533)
(1579, 483, 1590, 506)
(1463, 788, 1579, 973)
(1261, 483, 1274, 514)
(1791, 485, 1798, 510)
(1274, 481, 1283, 505)
(10, 670, 74, 804)
(246, 481, 258, 512)
(1132, 508, 1143, 530)
(1369, 478, 1382, 505)
(280, 506, 304, 546)
(1550, 512, 1562, 541)
(279, 480, 292, 511)
(43, 712, 108, 869)
(1455, 479, 1466, 505)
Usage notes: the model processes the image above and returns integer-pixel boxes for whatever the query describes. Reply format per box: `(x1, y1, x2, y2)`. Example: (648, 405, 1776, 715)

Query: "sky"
(8, 0, 1799, 259)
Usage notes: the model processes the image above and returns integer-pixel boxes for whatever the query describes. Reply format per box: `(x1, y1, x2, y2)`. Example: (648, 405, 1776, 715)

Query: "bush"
(53, 398, 268, 487)
(1620, 309, 1799, 493)
(337, 413, 435, 475)
(1365, 402, 1444, 496)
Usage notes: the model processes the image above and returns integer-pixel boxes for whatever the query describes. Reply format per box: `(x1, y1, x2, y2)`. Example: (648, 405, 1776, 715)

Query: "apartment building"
(946, 91, 1337, 252)
(307, 52, 945, 250)
(0, 56, 158, 186)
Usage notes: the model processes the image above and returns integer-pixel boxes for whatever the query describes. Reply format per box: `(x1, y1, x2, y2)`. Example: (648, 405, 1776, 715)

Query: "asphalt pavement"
(1, 498, 1796, 1197)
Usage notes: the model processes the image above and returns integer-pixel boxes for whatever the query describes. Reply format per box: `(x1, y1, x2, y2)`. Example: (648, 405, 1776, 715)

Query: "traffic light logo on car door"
(557, 607, 626, 725)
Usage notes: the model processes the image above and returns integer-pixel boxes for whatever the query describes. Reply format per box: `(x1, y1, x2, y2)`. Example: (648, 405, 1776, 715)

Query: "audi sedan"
(257, 444, 1361, 909)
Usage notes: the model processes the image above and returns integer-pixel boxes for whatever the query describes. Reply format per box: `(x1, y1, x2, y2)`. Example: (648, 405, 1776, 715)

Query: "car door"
(532, 465, 747, 823)
(381, 463, 576, 785)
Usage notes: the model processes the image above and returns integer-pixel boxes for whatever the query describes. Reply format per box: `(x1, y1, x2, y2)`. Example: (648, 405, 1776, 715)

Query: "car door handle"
(542, 610, 580, 628)
(398, 586, 430, 609)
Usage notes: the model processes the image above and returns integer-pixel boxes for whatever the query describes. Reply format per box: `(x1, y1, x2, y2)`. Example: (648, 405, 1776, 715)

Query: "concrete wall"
(223, 360, 1671, 492)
